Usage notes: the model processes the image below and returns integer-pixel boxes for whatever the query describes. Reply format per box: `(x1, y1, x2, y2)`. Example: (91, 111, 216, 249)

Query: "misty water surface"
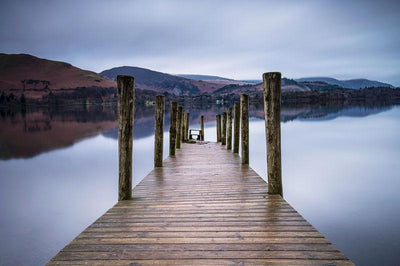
(0, 104, 399, 265)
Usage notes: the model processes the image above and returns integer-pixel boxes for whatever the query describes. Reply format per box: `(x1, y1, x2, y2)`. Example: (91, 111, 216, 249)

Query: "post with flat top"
(200, 115, 205, 141)
(241, 94, 249, 164)
(216, 114, 221, 142)
(169, 102, 177, 156)
(176, 106, 182, 149)
(222, 112, 227, 145)
(227, 108, 232, 150)
(233, 103, 240, 153)
(263, 72, 283, 196)
(154, 95, 165, 167)
(117, 75, 135, 201)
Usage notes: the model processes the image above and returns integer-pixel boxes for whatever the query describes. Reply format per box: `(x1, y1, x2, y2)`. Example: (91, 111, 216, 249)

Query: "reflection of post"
(216, 114, 221, 142)
(241, 94, 249, 164)
(200, 115, 205, 141)
(233, 103, 240, 154)
(176, 106, 182, 149)
(154, 95, 165, 167)
(222, 112, 227, 145)
(227, 108, 232, 150)
(117, 75, 135, 201)
(263, 72, 283, 196)
(169, 102, 177, 156)
(186, 113, 190, 140)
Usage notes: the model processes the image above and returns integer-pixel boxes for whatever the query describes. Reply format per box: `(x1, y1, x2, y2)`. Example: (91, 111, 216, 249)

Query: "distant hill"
(0, 53, 115, 99)
(177, 74, 251, 86)
(296, 77, 393, 89)
(101, 67, 225, 95)
(177, 74, 233, 81)
(240, 79, 262, 85)
(213, 78, 312, 95)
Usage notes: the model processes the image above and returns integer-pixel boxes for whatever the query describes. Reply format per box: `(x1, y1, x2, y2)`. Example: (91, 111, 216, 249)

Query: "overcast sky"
(1, 0, 399, 85)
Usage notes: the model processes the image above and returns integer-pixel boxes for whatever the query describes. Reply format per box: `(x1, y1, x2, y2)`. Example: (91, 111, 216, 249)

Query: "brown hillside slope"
(0, 53, 116, 99)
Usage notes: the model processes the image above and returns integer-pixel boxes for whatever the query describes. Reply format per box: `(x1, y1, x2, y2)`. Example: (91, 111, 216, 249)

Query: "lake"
(0, 103, 399, 265)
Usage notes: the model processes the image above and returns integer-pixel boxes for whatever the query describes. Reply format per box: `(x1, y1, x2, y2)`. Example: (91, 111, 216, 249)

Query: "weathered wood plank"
(48, 259, 354, 266)
(47, 142, 352, 265)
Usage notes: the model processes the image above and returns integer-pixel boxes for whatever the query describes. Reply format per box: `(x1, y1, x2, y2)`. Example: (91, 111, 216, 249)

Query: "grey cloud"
(0, 0, 399, 85)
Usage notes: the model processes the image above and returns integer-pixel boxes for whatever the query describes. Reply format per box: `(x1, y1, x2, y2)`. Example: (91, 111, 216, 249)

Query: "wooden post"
(222, 112, 227, 145)
(233, 103, 240, 154)
(200, 115, 205, 141)
(117, 75, 134, 201)
(176, 106, 182, 149)
(154, 95, 165, 167)
(241, 94, 249, 164)
(169, 102, 177, 156)
(182, 111, 186, 142)
(216, 114, 221, 142)
(186, 113, 190, 140)
(227, 108, 232, 150)
(263, 72, 283, 196)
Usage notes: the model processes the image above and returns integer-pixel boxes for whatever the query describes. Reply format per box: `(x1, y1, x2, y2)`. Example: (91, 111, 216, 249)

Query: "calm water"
(0, 104, 399, 265)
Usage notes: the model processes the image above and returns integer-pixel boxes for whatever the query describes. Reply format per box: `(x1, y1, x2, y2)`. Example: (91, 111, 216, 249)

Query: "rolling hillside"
(0, 53, 115, 99)
(296, 77, 393, 89)
(101, 67, 225, 95)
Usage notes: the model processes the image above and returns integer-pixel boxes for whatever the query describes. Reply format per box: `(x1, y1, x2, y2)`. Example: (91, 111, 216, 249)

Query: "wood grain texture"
(216, 114, 221, 142)
(240, 94, 249, 164)
(169, 102, 177, 156)
(154, 95, 164, 167)
(48, 142, 352, 265)
(222, 112, 227, 145)
(185, 113, 190, 140)
(233, 102, 240, 154)
(200, 115, 204, 141)
(117, 75, 134, 201)
(227, 108, 233, 150)
(263, 72, 283, 196)
(176, 106, 182, 149)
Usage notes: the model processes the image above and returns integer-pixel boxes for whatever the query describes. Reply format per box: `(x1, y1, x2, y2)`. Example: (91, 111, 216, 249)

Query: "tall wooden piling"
(227, 108, 233, 150)
(241, 94, 249, 164)
(154, 95, 165, 167)
(233, 103, 240, 153)
(186, 113, 190, 140)
(181, 109, 186, 142)
(216, 114, 221, 142)
(176, 106, 182, 149)
(169, 102, 177, 156)
(200, 115, 205, 141)
(222, 112, 227, 145)
(263, 72, 283, 196)
(117, 75, 135, 201)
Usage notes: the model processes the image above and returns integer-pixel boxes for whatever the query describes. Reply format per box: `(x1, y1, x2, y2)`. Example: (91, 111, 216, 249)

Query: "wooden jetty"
(47, 72, 352, 265)
(48, 142, 352, 265)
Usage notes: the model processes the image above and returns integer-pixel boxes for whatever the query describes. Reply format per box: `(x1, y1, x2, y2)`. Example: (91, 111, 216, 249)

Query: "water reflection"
(0, 103, 394, 159)
(0, 103, 399, 265)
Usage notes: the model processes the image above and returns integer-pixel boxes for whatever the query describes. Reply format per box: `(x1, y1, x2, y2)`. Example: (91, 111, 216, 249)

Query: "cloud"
(0, 0, 399, 85)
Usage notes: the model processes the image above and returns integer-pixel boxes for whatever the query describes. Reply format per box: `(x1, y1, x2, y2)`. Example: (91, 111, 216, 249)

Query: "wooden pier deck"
(48, 142, 352, 265)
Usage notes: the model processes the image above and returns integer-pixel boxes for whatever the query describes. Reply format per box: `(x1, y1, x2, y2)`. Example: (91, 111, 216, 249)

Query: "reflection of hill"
(1, 102, 397, 159)
(0, 106, 118, 159)
(250, 104, 395, 122)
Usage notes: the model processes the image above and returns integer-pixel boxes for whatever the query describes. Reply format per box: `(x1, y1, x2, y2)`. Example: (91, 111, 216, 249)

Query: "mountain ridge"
(100, 66, 225, 95)
(0, 53, 396, 102)
(295, 77, 393, 89)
